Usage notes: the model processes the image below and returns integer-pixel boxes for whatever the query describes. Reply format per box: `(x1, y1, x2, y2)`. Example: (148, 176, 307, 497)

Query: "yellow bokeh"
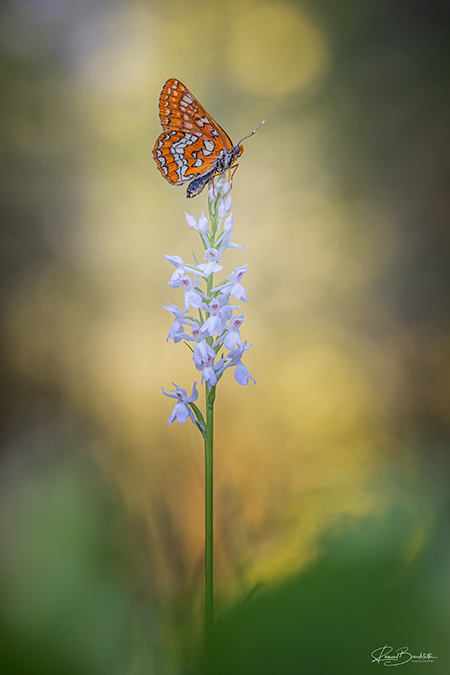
(227, 2, 329, 97)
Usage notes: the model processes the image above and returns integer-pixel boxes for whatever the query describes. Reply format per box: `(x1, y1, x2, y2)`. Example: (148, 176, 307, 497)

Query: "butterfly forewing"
(159, 79, 233, 148)
(153, 78, 234, 187)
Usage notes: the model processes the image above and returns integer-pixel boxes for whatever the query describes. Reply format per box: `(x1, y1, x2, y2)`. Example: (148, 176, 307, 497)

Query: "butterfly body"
(153, 79, 260, 198)
(186, 144, 242, 198)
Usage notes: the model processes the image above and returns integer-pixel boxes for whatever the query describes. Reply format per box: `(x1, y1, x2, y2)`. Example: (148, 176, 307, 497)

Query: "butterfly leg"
(229, 163, 239, 188)
(209, 164, 239, 198)
(210, 172, 228, 199)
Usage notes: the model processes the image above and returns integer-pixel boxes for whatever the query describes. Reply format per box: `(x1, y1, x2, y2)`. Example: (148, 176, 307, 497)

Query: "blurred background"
(1, 0, 450, 672)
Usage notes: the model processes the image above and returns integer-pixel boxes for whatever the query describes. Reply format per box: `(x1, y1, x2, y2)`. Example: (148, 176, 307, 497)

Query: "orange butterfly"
(153, 78, 264, 198)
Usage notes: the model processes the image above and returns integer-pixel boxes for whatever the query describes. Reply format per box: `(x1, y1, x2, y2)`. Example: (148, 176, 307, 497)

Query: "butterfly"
(153, 78, 264, 198)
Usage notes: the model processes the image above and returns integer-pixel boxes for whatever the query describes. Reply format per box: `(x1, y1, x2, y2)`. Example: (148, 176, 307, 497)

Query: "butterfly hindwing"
(153, 129, 219, 185)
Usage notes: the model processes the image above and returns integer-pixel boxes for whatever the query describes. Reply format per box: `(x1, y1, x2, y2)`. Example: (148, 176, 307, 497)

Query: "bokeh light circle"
(227, 2, 329, 97)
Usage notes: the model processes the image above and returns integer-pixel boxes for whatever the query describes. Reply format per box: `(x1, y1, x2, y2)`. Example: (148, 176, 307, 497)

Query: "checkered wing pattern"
(152, 79, 234, 186)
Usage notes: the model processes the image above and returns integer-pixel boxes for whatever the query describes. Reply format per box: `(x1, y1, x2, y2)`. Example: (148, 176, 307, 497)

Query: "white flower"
(164, 254, 190, 284)
(162, 382, 199, 424)
(178, 275, 206, 312)
(218, 194, 232, 218)
(196, 353, 219, 388)
(218, 295, 239, 322)
(197, 248, 223, 276)
(216, 342, 256, 386)
(208, 175, 231, 201)
(216, 213, 245, 253)
(214, 264, 249, 302)
(215, 313, 245, 350)
(201, 298, 225, 337)
(190, 326, 216, 366)
(162, 301, 194, 342)
(185, 212, 209, 246)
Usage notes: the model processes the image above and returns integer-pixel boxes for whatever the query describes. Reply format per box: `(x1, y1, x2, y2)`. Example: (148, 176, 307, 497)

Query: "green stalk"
(203, 176, 222, 647)
(204, 381, 215, 645)
(204, 260, 215, 646)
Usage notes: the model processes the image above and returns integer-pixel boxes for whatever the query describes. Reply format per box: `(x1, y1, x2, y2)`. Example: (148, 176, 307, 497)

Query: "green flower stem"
(203, 176, 223, 645)
(204, 381, 215, 645)
(204, 257, 215, 645)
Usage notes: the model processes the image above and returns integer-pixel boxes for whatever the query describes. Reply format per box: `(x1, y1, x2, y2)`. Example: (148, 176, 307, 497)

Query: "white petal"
(198, 212, 209, 232)
(185, 213, 198, 229)
(223, 213, 234, 231)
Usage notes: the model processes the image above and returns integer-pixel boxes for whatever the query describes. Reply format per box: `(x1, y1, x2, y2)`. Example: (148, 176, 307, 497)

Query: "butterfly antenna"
(237, 120, 265, 146)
